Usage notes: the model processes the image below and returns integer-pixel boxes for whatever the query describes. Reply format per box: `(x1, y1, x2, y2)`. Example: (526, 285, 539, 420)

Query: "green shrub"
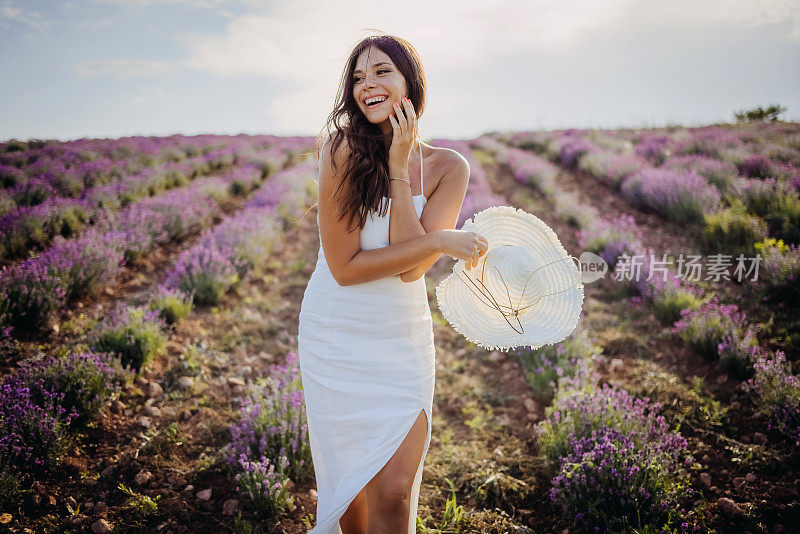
(148, 286, 194, 325)
(702, 200, 768, 257)
(627, 362, 728, 432)
(651, 285, 702, 324)
(89, 304, 168, 373)
(21, 352, 134, 427)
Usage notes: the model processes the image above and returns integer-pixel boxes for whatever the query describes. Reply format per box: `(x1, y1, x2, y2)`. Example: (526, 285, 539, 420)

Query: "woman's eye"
(354, 69, 389, 82)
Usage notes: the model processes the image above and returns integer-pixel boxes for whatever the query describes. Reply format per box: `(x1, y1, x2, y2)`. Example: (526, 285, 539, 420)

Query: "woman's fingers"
(392, 101, 407, 137)
(402, 97, 417, 138)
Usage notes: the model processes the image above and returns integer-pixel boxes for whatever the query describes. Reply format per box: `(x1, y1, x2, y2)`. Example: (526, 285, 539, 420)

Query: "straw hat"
(435, 205, 584, 352)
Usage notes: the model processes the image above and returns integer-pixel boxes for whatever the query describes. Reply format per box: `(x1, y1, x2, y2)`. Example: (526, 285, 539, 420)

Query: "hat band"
(455, 255, 582, 335)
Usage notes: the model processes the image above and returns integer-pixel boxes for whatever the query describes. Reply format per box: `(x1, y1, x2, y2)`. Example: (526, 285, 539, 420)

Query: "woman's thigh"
(364, 409, 428, 514)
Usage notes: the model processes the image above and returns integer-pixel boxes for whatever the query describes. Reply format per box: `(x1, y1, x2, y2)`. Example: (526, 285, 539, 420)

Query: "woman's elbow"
(328, 265, 352, 286)
(400, 271, 422, 283)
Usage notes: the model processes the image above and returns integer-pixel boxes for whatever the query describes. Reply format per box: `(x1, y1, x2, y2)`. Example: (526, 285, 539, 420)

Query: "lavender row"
(481, 136, 793, 387)
(0, 133, 294, 194)
(0, 147, 300, 335)
(493, 131, 799, 358)
(162, 156, 318, 305)
(488, 135, 800, 448)
(507, 127, 800, 253)
(0, 141, 290, 262)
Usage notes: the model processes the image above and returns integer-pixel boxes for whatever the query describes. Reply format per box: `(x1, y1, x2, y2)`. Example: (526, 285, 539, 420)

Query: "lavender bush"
(620, 168, 722, 224)
(558, 135, 597, 168)
(673, 296, 763, 378)
(755, 238, 800, 351)
(226, 351, 312, 518)
(14, 351, 133, 428)
(701, 200, 768, 257)
(0, 375, 76, 474)
(233, 454, 294, 518)
(88, 303, 168, 373)
(662, 155, 737, 193)
(536, 382, 686, 472)
(514, 328, 600, 404)
(634, 135, 674, 166)
(744, 351, 800, 447)
(0, 261, 67, 333)
(147, 285, 194, 325)
(549, 426, 693, 533)
(536, 380, 694, 533)
(578, 150, 646, 188)
(504, 147, 559, 195)
(734, 178, 800, 245)
(737, 154, 775, 179)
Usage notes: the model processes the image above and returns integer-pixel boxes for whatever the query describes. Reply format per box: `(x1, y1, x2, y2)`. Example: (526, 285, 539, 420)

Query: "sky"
(1, 0, 799, 142)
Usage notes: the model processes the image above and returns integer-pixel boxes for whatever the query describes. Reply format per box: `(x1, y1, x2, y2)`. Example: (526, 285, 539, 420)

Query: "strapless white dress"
(297, 143, 435, 533)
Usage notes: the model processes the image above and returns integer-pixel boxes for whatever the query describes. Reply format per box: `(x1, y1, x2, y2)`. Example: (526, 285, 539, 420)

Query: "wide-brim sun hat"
(435, 205, 584, 352)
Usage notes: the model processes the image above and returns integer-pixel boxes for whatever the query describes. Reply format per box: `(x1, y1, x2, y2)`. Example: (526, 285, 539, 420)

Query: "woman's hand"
(388, 96, 418, 175)
(436, 229, 489, 270)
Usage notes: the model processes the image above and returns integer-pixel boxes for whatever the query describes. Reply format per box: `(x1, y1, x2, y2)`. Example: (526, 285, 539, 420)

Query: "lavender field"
(1, 123, 799, 533)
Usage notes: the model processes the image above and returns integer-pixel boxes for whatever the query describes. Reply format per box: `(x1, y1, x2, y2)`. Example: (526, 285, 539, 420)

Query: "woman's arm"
(386, 99, 427, 248)
(387, 168, 426, 247)
(318, 135, 447, 286)
(398, 151, 470, 282)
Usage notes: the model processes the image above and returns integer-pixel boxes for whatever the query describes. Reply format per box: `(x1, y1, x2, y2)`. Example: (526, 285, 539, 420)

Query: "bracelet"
(390, 177, 411, 186)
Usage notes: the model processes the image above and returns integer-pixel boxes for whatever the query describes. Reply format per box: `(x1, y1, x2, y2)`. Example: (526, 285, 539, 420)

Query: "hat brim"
(435, 205, 584, 352)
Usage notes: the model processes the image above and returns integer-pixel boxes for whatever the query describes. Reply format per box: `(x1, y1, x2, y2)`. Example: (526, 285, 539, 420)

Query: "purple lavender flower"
(621, 168, 722, 223)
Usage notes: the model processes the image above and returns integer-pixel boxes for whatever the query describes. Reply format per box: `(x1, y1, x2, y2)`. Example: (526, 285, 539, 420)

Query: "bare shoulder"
(426, 145, 469, 192)
(320, 133, 352, 170)
(318, 134, 353, 195)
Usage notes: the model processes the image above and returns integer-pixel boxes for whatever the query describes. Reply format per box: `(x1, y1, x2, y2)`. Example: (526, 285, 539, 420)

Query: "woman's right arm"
(319, 136, 447, 286)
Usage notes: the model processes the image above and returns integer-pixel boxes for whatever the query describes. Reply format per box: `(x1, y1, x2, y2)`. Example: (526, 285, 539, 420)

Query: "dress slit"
(311, 406, 432, 533)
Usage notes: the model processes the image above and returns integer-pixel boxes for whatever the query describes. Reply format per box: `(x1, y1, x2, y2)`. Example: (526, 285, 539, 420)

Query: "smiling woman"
(296, 34, 487, 534)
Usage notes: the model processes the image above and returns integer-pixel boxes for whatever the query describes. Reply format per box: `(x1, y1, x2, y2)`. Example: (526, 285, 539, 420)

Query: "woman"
(298, 34, 488, 534)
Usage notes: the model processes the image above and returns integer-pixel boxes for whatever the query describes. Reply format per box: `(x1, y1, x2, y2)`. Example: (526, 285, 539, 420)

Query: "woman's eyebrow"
(353, 62, 392, 75)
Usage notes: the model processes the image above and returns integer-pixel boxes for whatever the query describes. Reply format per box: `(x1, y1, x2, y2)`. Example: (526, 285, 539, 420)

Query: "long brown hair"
(314, 34, 427, 232)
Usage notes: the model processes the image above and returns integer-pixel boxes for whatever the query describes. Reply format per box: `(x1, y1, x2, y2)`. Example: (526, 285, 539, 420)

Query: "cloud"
(177, 0, 642, 131)
(0, 0, 51, 32)
(180, 0, 800, 79)
(73, 58, 173, 79)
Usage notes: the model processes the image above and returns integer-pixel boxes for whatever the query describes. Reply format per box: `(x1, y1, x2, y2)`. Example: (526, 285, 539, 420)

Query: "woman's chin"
(364, 112, 387, 123)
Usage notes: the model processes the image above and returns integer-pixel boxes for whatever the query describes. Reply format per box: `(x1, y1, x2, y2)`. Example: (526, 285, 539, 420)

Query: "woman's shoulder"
(424, 144, 470, 186)
(319, 132, 352, 165)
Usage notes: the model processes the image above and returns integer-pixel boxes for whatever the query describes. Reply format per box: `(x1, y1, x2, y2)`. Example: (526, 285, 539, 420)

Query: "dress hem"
(309, 405, 432, 534)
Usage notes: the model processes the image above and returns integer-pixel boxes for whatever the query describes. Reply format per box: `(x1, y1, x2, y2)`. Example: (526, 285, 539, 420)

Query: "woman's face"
(352, 46, 408, 129)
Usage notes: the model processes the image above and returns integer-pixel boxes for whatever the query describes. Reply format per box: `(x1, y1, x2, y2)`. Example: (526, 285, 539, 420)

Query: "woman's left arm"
(397, 152, 470, 282)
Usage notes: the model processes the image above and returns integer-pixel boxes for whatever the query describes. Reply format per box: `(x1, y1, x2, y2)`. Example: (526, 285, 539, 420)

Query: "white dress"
(297, 142, 435, 533)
